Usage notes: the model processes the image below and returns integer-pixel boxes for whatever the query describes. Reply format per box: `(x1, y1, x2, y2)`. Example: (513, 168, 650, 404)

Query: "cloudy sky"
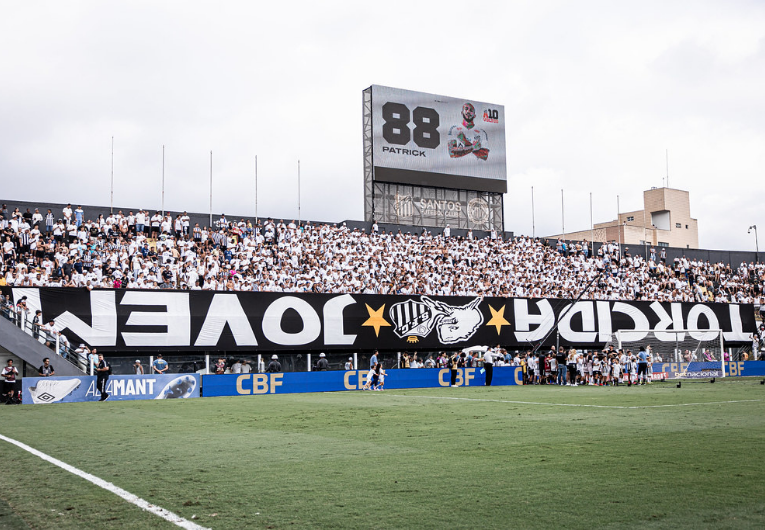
(1, 1, 763, 251)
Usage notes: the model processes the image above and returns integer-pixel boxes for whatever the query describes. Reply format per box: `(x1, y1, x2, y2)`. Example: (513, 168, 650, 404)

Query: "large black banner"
(2, 287, 756, 352)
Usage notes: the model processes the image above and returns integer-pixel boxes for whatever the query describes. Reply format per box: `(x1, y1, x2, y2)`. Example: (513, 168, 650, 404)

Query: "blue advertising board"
(22, 374, 201, 404)
(652, 361, 765, 378)
(202, 367, 523, 397)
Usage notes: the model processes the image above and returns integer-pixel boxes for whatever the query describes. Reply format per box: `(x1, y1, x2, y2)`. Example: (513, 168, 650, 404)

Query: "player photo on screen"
(448, 102, 489, 161)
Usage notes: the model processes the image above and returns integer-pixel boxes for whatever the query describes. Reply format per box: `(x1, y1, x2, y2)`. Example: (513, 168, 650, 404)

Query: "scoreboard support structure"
(363, 87, 375, 225)
(363, 85, 506, 232)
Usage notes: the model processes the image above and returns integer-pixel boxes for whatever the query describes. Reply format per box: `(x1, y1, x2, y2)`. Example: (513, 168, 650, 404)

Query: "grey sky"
(1, 1, 763, 251)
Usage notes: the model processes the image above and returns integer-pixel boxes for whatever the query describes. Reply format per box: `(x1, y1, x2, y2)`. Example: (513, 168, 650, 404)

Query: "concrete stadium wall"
(0, 198, 511, 241)
(536, 236, 759, 266)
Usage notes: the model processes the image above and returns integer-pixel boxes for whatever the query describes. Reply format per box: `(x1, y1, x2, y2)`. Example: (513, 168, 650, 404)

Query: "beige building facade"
(550, 187, 699, 249)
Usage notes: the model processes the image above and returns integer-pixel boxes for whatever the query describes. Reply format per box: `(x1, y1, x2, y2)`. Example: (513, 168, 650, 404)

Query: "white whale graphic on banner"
(390, 296, 484, 344)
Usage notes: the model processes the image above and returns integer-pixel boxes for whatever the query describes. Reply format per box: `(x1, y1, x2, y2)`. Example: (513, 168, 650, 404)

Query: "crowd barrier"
(19, 362, 765, 404)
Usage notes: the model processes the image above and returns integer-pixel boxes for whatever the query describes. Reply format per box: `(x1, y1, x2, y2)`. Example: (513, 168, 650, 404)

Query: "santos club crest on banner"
(390, 296, 484, 344)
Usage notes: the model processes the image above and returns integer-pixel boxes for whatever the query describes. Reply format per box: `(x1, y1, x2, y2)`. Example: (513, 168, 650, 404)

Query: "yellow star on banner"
(486, 304, 511, 335)
(362, 304, 391, 337)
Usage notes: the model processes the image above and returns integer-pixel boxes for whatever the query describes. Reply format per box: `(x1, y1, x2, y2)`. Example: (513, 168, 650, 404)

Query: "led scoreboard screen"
(371, 85, 507, 193)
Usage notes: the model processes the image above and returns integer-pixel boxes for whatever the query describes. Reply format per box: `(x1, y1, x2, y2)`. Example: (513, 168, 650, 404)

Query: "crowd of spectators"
(1, 203, 763, 310)
(403, 339, 765, 376)
(402, 345, 660, 381)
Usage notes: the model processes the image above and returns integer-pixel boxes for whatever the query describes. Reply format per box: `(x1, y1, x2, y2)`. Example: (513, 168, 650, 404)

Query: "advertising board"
(21, 374, 200, 404)
(652, 361, 765, 378)
(202, 367, 522, 397)
(371, 182, 503, 230)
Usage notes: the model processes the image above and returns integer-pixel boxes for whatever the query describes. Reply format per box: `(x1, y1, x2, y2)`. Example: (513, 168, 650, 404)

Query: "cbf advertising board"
(22, 374, 200, 404)
(202, 367, 522, 396)
(371, 85, 507, 193)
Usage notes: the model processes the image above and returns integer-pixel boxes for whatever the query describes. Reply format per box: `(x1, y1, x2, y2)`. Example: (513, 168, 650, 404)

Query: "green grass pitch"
(1, 379, 764, 529)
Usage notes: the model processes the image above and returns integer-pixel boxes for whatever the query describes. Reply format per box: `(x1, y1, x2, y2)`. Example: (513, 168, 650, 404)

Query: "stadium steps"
(0, 317, 85, 376)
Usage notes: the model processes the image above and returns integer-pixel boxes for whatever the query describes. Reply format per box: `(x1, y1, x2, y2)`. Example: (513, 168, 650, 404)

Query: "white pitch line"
(0, 433, 210, 530)
(381, 394, 762, 410)
(623, 400, 762, 409)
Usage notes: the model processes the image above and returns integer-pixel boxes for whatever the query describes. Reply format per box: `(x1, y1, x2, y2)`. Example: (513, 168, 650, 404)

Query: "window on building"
(627, 216, 634, 222)
(675, 223, 682, 228)
(685, 225, 688, 229)
(658, 242, 669, 247)
(652, 210, 670, 231)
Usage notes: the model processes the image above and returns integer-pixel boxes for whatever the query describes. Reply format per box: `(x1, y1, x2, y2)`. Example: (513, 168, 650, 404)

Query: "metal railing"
(0, 304, 87, 373)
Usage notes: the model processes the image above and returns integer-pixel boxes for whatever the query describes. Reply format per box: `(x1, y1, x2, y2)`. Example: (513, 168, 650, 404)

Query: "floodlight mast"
(110, 136, 114, 215)
(748, 225, 759, 263)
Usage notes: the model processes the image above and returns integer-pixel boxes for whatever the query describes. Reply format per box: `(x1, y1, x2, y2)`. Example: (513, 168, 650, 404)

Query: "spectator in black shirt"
(32, 310, 42, 339)
(556, 346, 568, 386)
(266, 355, 282, 373)
(62, 259, 73, 278)
(95, 353, 110, 401)
(38, 357, 55, 377)
(316, 353, 329, 371)
(537, 350, 547, 385)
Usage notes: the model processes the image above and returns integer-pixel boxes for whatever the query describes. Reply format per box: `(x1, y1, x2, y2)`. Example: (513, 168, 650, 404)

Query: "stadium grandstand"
(1, 198, 763, 378)
(0, 199, 762, 303)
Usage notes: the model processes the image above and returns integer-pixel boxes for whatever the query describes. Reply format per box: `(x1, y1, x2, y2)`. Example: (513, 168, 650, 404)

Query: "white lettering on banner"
(121, 292, 190, 346)
(323, 294, 357, 345)
(53, 290, 117, 346)
(91, 378, 160, 397)
(262, 297, 321, 346)
(513, 299, 554, 342)
(558, 302, 597, 343)
(12, 288, 755, 349)
(650, 302, 686, 342)
(686, 305, 720, 341)
(611, 302, 650, 342)
(112, 379, 155, 396)
(194, 294, 258, 346)
(596, 301, 612, 342)
(724, 305, 748, 342)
